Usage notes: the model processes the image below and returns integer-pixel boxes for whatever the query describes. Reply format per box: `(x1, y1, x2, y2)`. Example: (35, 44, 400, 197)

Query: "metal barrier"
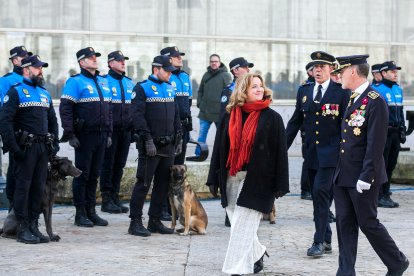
(186, 138, 209, 162)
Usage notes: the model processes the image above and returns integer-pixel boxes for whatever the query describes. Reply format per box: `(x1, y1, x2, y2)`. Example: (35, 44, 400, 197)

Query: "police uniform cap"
(160, 46, 185, 57)
(76, 47, 101, 61)
(21, 55, 49, 68)
(333, 54, 369, 73)
(9, 46, 33, 59)
(152, 55, 177, 72)
(229, 57, 254, 71)
(108, 50, 129, 62)
(371, 64, 382, 73)
(380, 61, 401, 72)
(310, 51, 336, 65)
(305, 62, 314, 71)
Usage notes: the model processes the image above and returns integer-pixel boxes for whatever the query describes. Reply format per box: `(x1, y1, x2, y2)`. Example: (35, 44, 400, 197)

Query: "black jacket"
(206, 107, 290, 213)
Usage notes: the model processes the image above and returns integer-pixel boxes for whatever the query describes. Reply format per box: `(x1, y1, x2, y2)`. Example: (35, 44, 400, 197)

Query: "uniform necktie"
(314, 84, 322, 103)
(350, 91, 360, 105)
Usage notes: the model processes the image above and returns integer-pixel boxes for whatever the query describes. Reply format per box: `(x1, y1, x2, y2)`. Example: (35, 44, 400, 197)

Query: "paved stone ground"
(0, 157, 413, 276)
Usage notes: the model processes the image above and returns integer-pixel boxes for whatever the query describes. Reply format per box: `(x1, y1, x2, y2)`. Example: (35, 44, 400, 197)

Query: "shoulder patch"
(368, 91, 379, 99)
(300, 81, 313, 87)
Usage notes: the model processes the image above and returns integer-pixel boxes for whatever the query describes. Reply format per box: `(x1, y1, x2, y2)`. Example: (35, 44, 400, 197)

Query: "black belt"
(31, 135, 47, 143)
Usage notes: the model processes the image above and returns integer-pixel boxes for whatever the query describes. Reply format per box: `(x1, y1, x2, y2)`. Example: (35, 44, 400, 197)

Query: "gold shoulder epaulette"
(368, 91, 379, 99)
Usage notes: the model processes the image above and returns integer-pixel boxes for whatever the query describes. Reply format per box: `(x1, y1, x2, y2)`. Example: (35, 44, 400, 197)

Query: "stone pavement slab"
(0, 157, 413, 275)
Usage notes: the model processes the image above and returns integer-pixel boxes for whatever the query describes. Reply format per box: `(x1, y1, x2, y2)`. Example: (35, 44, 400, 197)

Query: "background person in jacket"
(59, 47, 112, 228)
(207, 73, 289, 275)
(194, 54, 232, 157)
(99, 50, 134, 214)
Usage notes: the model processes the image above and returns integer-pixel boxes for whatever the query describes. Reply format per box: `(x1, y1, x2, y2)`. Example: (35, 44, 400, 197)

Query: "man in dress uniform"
(128, 55, 181, 237)
(373, 61, 405, 208)
(333, 54, 409, 276)
(99, 50, 134, 214)
(60, 47, 112, 227)
(0, 55, 59, 243)
(286, 51, 350, 257)
(0, 46, 33, 207)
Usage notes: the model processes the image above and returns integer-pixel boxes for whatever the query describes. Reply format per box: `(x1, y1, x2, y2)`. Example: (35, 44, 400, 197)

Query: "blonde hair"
(226, 73, 272, 113)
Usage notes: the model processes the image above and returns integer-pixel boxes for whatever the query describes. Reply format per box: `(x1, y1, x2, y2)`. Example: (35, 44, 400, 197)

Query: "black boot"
(29, 219, 50, 243)
(128, 218, 151, 237)
(86, 207, 108, 226)
(225, 213, 231, 227)
(74, 206, 94, 227)
(253, 251, 269, 274)
(101, 192, 122, 214)
(147, 216, 174, 234)
(17, 220, 40, 244)
(112, 193, 129, 213)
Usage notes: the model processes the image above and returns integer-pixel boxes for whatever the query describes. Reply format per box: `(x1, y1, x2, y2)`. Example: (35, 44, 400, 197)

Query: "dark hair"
(355, 63, 369, 78)
(209, 54, 220, 61)
(152, 65, 161, 74)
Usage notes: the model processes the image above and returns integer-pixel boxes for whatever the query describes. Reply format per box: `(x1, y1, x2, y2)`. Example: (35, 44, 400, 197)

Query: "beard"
(30, 74, 45, 86)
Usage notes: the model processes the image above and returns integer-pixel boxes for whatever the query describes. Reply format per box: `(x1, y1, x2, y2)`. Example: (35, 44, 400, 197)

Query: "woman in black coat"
(206, 73, 289, 275)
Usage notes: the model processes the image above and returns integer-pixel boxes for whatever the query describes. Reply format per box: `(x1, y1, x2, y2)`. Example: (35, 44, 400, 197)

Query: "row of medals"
(348, 103, 367, 136)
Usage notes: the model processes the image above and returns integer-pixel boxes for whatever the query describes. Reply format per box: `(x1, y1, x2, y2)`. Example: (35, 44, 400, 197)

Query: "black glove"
(175, 139, 183, 155)
(208, 184, 218, 198)
(106, 137, 112, 148)
(145, 139, 157, 157)
(69, 136, 80, 148)
(13, 150, 26, 161)
(399, 126, 407, 144)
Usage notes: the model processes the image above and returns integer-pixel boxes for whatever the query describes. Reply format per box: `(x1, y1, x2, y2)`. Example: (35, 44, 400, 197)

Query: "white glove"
(356, 180, 371, 193)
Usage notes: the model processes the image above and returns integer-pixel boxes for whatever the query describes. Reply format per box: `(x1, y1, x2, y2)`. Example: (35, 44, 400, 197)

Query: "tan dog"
(262, 204, 276, 224)
(169, 165, 208, 236)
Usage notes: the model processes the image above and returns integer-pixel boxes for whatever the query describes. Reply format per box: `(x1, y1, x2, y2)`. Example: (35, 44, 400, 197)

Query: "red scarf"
(226, 99, 271, 176)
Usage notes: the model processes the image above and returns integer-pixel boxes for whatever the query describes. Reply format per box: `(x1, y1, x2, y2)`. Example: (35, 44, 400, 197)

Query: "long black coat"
(206, 107, 290, 213)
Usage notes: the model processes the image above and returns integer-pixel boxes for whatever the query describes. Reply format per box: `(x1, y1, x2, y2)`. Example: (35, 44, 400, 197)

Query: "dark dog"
(169, 165, 208, 236)
(262, 204, 276, 224)
(1, 156, 81, 241)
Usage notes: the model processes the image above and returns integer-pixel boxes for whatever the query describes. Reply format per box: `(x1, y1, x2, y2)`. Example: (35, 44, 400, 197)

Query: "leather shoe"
(324, 242, 332, 254)
(160, 211, 172, 222)
(386, 258, 409, 276)
(307, 242, 324, 257)
(147, 217, 174, 234)
(253, 251, 269, 274)
(225, 213, 231, 227)
(379, 196, 398, 208)
(300, 191, 312, 200)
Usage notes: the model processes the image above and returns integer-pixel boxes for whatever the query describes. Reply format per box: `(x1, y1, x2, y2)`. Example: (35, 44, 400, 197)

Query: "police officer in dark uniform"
(371, 63, 382, 85)
(286, 51, 350, 257)
(99, 50, 134, 214)
(333, 54, 409, 276)
(374, 61, 405, 208)
(0, 46, 33, 207)
(160, 46, 192, 165)
(0, 55, 59, 244)
(60, 47, 112, 227)
(128, 55, 181, 237)
(303, 62, 315, 84)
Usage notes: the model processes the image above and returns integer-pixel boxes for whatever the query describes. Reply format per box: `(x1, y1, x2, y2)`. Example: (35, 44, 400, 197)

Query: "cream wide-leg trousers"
(222, 171, 266, 275)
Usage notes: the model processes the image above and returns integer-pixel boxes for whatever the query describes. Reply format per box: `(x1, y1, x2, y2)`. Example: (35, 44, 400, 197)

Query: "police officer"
(303, 62, 315, 85)
(59, 47, 112, 227)
(0, 55, 59, 244)
(374, 61, 405, 208)
(333, 54, 409, 276)
(286, 51, 350, 257)
(371, 63, 382, 85)
(0, 46, 33, 207)
(219, 57, 254, 119)
(99, 51, 134, 214)
(128, 55, 181, 237)
(160, 46, 192, 165)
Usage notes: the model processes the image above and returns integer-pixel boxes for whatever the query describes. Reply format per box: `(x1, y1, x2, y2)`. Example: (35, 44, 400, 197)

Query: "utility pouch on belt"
(74, 118, 85, 132)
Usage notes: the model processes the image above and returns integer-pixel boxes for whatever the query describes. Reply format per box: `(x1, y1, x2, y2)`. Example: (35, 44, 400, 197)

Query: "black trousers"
(6, 153, 16, 202)
(334, 183, 406, 276)
(300, 142, 311, 193)
(129, 154, 174, 219)
(100, 129, 131, 194)
(174, 130, 189, 165)
(13, 143, 48, 221)
(381, 128, 400, 197)
(308, 167, 335, 243)
(72, 132, 107, 207)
